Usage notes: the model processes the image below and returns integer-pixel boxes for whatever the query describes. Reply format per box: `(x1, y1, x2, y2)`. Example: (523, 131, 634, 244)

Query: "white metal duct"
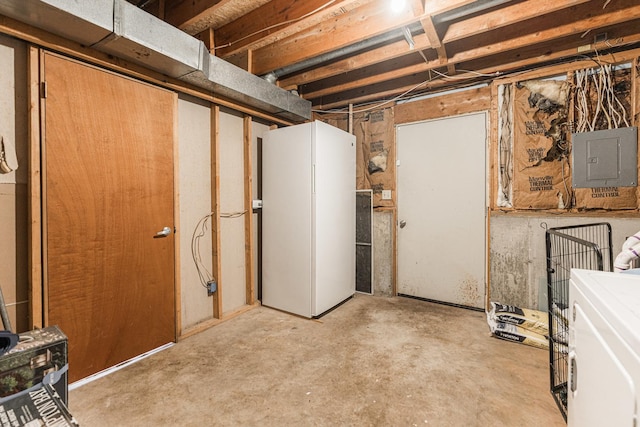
(0, 0, 114, 46)
(181, 54, 310, 123)
(93, 0, 203, 79)
(0, 0, 311, 121)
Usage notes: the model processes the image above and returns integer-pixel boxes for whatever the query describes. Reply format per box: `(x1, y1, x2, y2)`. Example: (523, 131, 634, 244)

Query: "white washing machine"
(568, 269, 640, 426)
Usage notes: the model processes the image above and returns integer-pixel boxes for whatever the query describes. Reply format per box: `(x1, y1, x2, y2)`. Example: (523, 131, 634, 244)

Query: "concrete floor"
(69, 295, 565, 426)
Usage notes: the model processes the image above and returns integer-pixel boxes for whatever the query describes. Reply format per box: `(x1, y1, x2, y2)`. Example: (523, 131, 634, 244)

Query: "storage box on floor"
(487, 302, 549, 349)
(0, 326, 78, 426)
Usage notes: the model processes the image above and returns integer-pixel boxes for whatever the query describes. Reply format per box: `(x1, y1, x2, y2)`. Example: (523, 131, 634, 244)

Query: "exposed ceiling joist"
(442, 0, 591, 43)
(248, 1, 418, 76)
(123, 0, 640, 110)
(278, 33, 432, 89)
(215, 0, 372, 58)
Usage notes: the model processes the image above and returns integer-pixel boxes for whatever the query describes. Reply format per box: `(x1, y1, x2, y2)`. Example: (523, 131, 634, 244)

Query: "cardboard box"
(0, 383, 78, 426)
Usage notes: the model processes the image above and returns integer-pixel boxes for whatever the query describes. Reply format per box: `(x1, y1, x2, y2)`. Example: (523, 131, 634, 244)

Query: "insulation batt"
(368, 149, 388, 174)
(517, 80, 569, 107)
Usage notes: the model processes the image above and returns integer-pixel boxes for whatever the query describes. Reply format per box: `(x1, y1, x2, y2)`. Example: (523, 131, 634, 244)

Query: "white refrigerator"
(568, 269, 640, 426)
(262, 120, 356, 318)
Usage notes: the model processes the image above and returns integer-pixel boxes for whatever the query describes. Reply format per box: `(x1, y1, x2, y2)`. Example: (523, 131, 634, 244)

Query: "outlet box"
(207, 280, 217, 296)
(381, 190, 392, 200)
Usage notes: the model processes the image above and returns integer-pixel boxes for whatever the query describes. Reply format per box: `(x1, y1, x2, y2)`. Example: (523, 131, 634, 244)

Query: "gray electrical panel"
(572, 127, 638, 188)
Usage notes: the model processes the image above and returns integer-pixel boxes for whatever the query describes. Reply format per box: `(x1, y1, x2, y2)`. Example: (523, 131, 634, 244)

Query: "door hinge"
(40, 82, 47, 99)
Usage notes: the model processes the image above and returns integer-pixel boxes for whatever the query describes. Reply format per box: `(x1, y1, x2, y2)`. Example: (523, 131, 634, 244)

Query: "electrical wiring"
(220, 210, 248, 218)
(190, 210, 248, 289)
(560, 157, 573, 209)
(313, 38, 638, 116)
(191, 213, 215, 288)
(311, 77, 432, 114)
(458, 69, 503, 77)
(575, 62, 630, 132)
(497, 83, 513, 207)
(313, 52, 505, 115)
(214, 0, 337, 51)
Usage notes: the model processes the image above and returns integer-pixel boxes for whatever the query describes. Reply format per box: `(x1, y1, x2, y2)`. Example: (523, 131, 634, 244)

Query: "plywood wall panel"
(394, 86, 491, 124)
(177, 95, 214, 330)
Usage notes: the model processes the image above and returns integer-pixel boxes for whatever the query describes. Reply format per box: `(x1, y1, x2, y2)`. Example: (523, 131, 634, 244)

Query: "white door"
(397, 112, 487, 308)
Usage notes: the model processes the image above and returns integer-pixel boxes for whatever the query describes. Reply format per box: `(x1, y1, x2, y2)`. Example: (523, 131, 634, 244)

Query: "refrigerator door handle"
(569, 351, 578, 393)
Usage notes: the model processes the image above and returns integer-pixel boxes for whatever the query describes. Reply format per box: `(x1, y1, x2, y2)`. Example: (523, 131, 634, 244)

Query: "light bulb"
(390, 0, 406, 13)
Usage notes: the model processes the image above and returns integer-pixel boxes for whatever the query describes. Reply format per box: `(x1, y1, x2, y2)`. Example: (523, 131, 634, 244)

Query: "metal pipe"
(264, 23, 423, 80)
(433, 0, 513, 24)
(262, 0, 512, 81)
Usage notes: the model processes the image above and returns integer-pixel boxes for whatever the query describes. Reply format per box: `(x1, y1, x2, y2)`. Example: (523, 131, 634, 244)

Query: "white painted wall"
(219, 110, 247, 314)
(177, 94, 214, 330)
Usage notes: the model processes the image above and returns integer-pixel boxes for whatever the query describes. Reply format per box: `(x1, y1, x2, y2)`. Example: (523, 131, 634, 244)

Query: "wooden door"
(42, 53, 176, 382)
(396, 113, 487, 308)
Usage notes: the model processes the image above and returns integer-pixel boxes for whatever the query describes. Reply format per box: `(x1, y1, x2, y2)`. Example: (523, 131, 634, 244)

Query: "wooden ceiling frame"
(282, 0, 597, 91)
(299, 2, 640, 103)
(286, 0, 631, 89)
(212, 0, 375, 57)
(247, 1, 419, 76)
(313, 29, 640, 110)
(131, 0, 640, 110)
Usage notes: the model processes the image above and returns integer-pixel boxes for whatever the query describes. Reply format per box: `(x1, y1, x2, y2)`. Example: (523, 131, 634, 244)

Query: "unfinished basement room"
(1, 0, 640, 425)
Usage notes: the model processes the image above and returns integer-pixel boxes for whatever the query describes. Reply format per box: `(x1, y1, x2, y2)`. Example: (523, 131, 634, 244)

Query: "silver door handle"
(399, 220, 406, 229)
(154, 226, 172, 238)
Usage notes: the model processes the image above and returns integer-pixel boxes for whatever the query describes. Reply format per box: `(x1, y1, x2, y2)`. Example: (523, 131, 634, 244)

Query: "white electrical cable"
(191, 213, 215, 288)
(191, 210, 247, 289)
(214, 0, 338, 50)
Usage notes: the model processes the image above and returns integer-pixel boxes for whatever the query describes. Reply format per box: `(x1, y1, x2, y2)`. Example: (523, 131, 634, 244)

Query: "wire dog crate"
(545, 222, 613, 421)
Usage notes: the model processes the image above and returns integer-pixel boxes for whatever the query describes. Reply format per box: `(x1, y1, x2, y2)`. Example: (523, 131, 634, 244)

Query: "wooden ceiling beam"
(165, 0, 232, 32)
(312, 29, 640, 110)
(463, 23, 640, 77)
(447, 2, 640, 65)
(246, 0, 484, 77)
(303, 7, 640, 103)
(423, 0, 475, 16)
(311, 73, 452, 111)
(215, 0, 372, 58)
(442, 0, 591, 43)
(302, 56, 431, 99)
(278, 33, 432, 89)
(420, 15, 454, 75)
(410, 0, 424, 17)
(249, 1, 418, 76)
(279, 0, 598, 89)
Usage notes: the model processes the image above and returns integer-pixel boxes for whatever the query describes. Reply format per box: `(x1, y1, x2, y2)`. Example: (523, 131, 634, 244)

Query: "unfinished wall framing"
(490, 48, 640, 310)
(492, 47, 640, 213)
(0, 18, 284, 338)
(178, 94, 214, 331)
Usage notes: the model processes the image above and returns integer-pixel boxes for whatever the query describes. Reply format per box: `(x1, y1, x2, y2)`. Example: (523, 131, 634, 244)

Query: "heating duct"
(0, 0, 311, 122)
